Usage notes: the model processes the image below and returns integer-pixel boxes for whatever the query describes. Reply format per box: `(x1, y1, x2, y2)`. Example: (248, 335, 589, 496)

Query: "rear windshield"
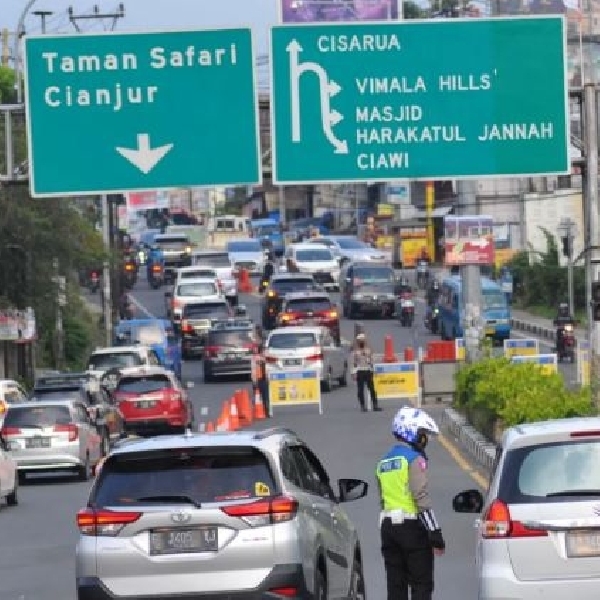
(182, 303, 230, 318)
(208, 330, 254, 347)
(92, 447, 276, 506)
(268, 332, 318, 349)
(193, 253, 230, 267)
(285, 298, 332, 312)
(353, 267, 395, 283)
(88, 352, 143, 371)
(296, 249, 333, 262)
(116, 375, 172, 394)
(271, 278, 315, 294)
(228, 240, 262, 252)
(32, 389, 83, 403)
(180, 269, 216, 280)
(177, 282, 217, 297)
(5, 405, 71, 428)
(155, 237, 189, 248)
(499, 440, 600, 503)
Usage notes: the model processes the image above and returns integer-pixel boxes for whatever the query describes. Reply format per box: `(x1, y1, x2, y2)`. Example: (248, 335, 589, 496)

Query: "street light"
(558, 217, 578, 317)
(32, 10, 54, 34)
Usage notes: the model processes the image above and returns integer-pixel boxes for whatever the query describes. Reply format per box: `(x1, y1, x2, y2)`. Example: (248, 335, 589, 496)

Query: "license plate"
(225, 353, 239, 360)
(284, 359, 302, 366)
(26, 437, 51, 449)
(485, 327, 495, 336)
(566, 530, 600, 557)
(136, 400, 156, 409)
(150, 527, 218, 556)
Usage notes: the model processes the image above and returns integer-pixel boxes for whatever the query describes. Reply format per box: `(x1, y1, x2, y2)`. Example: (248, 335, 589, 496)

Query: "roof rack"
(252, 427, 298, 440)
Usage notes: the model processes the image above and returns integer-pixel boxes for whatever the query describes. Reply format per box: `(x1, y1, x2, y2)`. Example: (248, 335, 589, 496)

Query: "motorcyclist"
(397, 275, 412, 297)
(426, 279, 440, 308)
(261, 250, 276, 289)
(146, 244, 165, 281)
(119, 292, 134, 320)
(554, 302, 575, 354)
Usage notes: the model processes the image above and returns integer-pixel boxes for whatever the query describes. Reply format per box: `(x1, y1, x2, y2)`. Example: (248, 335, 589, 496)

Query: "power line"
(67, 3, 125, 33)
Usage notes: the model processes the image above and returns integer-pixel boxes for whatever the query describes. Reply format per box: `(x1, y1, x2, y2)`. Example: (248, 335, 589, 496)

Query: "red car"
(113, 366, 194, 435)
(276, 291, 341, 344)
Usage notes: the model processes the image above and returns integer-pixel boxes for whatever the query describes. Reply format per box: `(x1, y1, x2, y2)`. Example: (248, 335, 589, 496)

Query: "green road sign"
(24, 28, 261, 197)
(270, 17, 569, 184)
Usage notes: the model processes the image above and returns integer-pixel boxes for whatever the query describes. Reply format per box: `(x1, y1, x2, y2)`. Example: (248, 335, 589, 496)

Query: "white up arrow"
(115, 133, 173, 175)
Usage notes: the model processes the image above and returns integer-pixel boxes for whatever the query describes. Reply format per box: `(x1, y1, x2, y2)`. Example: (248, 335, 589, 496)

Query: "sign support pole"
(583, 84, 600, 409)
(457, 179, 483, 363)
(101, 194, 112, 346)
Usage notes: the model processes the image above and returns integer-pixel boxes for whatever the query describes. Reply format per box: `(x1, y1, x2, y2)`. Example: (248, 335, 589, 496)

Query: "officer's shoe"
(373, 405, 383, 412)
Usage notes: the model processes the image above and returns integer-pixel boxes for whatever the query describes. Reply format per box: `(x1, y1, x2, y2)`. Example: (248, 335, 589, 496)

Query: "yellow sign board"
(511, 354, 558, 376)
(455, 338, 466, 362)
(373, 362, 420, 401)
(503, 338, 539, 359)
(268, 370, 322, 414)
(578, 342, 591, 386)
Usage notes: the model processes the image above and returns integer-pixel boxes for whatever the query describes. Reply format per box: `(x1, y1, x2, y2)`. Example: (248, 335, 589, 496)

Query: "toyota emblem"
(170, 511, 192, 524)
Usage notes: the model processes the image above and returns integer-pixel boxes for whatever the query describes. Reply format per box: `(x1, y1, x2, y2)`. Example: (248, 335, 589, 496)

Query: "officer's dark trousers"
(257, 378, 270, 417)
(381, 517, 434, 600)
(356, 370, 378, 409)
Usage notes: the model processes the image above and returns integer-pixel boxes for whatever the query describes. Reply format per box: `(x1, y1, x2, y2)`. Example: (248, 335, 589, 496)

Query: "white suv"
(86, 346, 162, 389)
(284, 243, 340, 291)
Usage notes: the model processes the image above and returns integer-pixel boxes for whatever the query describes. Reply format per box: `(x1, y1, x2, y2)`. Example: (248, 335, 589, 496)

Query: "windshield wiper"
(546, 490, 600, 497)
(135, 494, 202, 507)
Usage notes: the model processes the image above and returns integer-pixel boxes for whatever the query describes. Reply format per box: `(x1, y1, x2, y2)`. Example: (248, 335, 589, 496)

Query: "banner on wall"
(279, 0, 401, 22)
(126, 191, 170, 212)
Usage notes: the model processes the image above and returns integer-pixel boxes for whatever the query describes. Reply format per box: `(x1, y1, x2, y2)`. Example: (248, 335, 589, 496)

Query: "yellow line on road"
(437, 433, 488, 489)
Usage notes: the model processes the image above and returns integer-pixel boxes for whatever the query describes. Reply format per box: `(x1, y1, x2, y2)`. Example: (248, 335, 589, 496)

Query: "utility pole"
(32, 10, 53, 34)
(68, 4, 125, 32)
(52, 257, 65, 369)
(558, 217, 577, 317)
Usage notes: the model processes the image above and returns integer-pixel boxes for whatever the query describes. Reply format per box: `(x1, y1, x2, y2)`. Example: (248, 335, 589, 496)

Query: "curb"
(441, 407, 497, 474)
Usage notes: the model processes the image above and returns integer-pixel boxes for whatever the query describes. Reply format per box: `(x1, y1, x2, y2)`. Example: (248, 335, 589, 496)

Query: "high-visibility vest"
(376, 445, 419, 515)
(251, 353, 265, 382)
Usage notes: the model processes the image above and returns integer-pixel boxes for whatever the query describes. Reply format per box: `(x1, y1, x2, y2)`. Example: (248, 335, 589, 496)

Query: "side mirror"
(185, 381, 195, 390)
(235, 305, 248, 317)
(164, 291, 172, 298)
(338, 478, 368, 503)
(452, 489, 484, 513)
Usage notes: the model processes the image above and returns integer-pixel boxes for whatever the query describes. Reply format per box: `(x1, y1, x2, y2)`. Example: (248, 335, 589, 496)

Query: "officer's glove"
(428, 529, 445, 551)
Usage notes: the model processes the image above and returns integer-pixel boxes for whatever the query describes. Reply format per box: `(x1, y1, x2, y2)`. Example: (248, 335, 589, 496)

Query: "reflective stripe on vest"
(376, 454, 419, 514)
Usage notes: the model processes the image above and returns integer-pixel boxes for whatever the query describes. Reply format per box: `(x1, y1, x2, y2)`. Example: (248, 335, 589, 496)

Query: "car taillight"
(323, 310, 338, 318)
(269, 588, 299, 598)
(1, 426, 21, 436)
(77, 508, 142, 536)
(204, 345, 220, 358)
(571, 430, 600, 437)
(482, 500, 547, 539)
(151, 264, 162, 272)
(124, 263, 134, 271)
(166, 390, 183, 406)
(221, 495, 298, 527)
(172, 298, 182, 308)
(91, 271, 99, 279)
(181, 320, 194, 333)
(54, 423, 78, 442)
(265, 355, 278, 363)
(306, 353, 323, 361)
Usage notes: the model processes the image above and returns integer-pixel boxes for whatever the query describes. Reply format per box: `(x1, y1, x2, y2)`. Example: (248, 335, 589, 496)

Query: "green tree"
(0, 66, 16, 104)
(404, 1, 426, 18)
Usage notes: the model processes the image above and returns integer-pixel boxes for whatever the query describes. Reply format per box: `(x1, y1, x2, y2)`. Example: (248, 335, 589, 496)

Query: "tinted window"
(499, 441, 600, 503)
(285, 298, 332, 312)
(228, 240, 262, 252)
(155, 237, 189, 248)
(483, 290, 507, 310)
(337, 238, 366, 249)
(193, 253, 230, 267)
(208, 330, 254, 347)
(353, 267, 395, 283)
(32, 389, 83, 403)
(271, 278, 316, 294)
(268, 332, 318, 349)
(5, 404, 71, 427)
(296, 249, 333, 262)
(116, 375, 172, 394)
(88, 352, 143, 371)
(180, 269, 216, 280)
(182, 303, 230, 318)
(92, 448, 276, 506)
(177, 282, 217, 297)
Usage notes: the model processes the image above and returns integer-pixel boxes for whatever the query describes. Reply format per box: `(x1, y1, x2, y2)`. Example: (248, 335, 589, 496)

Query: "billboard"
(0, 308, 36, 342)
(126, 191, 170, 212)
(279, 0, 401, 22)
(444, 215, 495, 266)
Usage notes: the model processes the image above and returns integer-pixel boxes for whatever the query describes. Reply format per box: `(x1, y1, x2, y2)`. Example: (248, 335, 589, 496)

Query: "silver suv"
(76, 427, 368, 600)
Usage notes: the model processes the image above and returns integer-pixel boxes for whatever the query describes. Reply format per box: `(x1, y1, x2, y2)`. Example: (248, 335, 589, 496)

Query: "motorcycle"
(416, 259, 430, 290)
(556, 322, 576, 363)
(397, 292, 415, 327)
(122, 261, 137, 290)
(119, 295, 135, 320)
(425, 305, 440, 334)
(259, 277, 270, 294)
(88, 270, 100, 294)
(148, 263, 164, 290)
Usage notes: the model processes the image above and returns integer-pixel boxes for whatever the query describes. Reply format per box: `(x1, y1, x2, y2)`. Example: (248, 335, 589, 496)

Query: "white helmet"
(392, 407, 439, 447)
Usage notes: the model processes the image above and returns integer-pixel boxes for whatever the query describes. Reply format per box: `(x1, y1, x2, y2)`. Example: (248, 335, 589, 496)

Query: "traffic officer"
(376, 406, 445, 600)
(252, 329, 270, 418)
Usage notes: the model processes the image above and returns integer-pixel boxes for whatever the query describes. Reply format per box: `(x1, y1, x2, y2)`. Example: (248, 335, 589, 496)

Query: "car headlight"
(565, 323, 574, 332)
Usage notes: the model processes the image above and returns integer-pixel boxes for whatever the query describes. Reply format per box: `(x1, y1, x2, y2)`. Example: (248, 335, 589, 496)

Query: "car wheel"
(18, 472, 26, 485)
(78, 454, 91, 481)
(347, 553, 366, 600)
(338, 363, 348, 387)
(6, 478, 18, 506)
(314, 569, 327, 600)
(322, 368, 333, 392)
(349, 303, 357, 319)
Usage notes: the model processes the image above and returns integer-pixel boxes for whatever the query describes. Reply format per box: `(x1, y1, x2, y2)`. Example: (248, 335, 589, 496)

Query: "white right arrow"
(329, 110, 343, 127)
(327, 80, 342, 97)
(116, 133, 173, 175)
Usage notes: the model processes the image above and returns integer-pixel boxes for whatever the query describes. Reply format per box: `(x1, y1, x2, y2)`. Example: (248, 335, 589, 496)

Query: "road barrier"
(373, 361, 421, 407)
(268, 369, 322, 415)
(503, 338, 539, 358)
(511, 353, 558, 375)
(577, 340, 591, 386)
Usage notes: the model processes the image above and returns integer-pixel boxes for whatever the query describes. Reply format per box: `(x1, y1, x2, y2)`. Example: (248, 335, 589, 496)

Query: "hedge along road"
(1, 277, 483, 600)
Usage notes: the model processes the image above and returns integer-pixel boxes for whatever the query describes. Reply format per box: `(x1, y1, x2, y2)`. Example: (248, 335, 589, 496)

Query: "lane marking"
(200, 406, 209, 416)
(437, 433, 488, 489)
(129, 294, 155, 318)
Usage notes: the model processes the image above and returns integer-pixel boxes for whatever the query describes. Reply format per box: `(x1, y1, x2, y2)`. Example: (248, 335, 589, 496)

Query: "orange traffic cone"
(236, 388, 253, 426)
(206, 421, 215, 433)
(229, 396, 240, 430)
(383, 335, 398, 363)
(253, 386, 267, 420)
(239, 268, 253, 293)
(404, 347, 415, 361)
(219, 400, 231, 431)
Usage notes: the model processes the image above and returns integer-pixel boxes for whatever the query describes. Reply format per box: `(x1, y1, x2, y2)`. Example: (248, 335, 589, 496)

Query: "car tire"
(18, 472, 26, 485)
(229, 295, 238, 307)
(338, 363, 348, 387)
(314, 569, 327, 600)
(6, 478, 18, 506)
(204, 364, 214, 383)
(347, 553, 366, 600)
(349, 303, 358, 319)
(78, 454, 91, 481)
(322, 368, 333, 392)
